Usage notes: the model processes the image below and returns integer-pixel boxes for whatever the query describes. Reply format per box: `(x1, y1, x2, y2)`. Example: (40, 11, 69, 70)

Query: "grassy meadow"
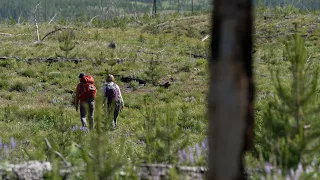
(1, 5, 320, 179)
(0, 12, 210, 178)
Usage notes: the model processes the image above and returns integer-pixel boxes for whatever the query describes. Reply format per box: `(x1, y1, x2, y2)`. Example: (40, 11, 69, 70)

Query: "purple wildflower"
(178, 150, 183, 163)
(180, 149, 187, 163)
(264, 163, 272, 174)
(312, 157, 317, 167)
(52, 99, 57, 104)
(72, 125, 79, 131)
(83, 127, 90, 132)
(188, 146, 194, 164)
(290, 169, 295, 178)
(79, 126, 89, 132)
(10, 137, 16, 149)
(4, 144, 9, 158)
(306, 166, 313, 174)
(188, 151, 194, 164)
(294, 163, 303, 180)
(0, 137, 2, 149)
(178, 150, 185, 163)
(195, 144, 201, 157)
(201, 138, 208, 150)
(285, 175, 291, 180)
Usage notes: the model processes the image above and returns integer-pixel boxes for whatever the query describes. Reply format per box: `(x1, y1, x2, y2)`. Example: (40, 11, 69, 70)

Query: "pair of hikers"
(74, 73, 124, 130)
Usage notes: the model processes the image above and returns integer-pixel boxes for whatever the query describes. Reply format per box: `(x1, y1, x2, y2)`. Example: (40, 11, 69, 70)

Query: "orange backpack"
(80, 75, 97, 101)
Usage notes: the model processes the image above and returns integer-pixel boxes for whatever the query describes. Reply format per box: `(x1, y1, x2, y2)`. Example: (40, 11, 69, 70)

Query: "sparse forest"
(1, 0, 320, 179)
(0, 0, 212, 23)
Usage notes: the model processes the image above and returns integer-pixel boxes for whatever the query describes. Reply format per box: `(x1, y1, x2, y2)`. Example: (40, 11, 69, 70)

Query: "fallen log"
(0, 56, 178, 65)
(0, 57, 126, 64)
(187, 53, 208, 59)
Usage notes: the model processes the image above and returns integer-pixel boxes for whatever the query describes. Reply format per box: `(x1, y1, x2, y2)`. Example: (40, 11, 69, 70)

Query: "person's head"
(79, 73, 85, 81)
(106, 74, 115, 82)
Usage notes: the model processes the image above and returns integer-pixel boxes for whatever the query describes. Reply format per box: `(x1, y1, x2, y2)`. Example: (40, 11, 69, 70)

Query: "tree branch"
(44, 138, 69, 166)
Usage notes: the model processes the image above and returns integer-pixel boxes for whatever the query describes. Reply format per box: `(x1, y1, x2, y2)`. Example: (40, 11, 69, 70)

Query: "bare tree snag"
(33, 2, 42, 43)
(208, 0, 254, 179)
(192, 0, 194, 13)
(153, 0, 157, 15)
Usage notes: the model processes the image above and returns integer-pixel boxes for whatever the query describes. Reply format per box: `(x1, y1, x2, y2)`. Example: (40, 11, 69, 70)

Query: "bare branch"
(41, 27, 76, 42)
(33, 2, 42, 14)
(44, 138, 69, 166)
(74, 143, 95, 159)
(0, 33, 13, 36)
(133, 13, 143, 25)
(201, 35, 210, 42)
(48, 13, 60, 25)
(90, 15, 100, 23)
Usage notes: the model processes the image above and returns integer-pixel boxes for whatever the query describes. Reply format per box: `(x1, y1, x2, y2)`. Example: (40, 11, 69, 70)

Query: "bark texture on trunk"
(208, 0, 254, 179)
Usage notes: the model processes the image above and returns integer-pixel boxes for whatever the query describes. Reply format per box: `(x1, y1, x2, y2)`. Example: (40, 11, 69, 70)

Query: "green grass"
(0, 13, 209, 173)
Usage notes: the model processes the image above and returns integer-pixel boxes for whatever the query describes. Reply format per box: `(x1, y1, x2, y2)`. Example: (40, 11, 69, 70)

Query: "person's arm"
(75, 84, 80, 111)
(102, 84, 106, 105)
(116, 84, 124, 108)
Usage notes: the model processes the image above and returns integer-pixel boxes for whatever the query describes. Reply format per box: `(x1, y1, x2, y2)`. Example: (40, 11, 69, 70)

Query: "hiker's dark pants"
(80, 100, 95, 130)
(107, 103, 120, 127)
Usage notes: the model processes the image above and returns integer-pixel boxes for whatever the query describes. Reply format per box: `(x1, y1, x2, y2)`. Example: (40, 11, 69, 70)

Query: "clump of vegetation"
(56, 30, 76, 58)
(144, 55, 166, 85)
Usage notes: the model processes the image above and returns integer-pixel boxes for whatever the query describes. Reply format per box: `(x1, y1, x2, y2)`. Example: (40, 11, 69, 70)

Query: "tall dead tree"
(33, 2, 41, 43)
(208, 0, 254, 179)
(152, 0, 157, 15)
(192, 0, 194, 13)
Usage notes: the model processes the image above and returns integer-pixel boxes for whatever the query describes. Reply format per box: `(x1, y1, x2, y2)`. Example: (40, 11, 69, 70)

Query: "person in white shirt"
(102, 74, 124, 129)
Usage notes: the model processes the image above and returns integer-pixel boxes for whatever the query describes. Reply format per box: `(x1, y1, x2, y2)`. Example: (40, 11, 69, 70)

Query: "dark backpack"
(80, 75, 97, 101)
(105, 83, 119, 105)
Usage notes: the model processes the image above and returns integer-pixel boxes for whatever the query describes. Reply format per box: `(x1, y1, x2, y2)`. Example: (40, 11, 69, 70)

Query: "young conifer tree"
(262, 27, 320, 169)
(57, 30, 76, 58)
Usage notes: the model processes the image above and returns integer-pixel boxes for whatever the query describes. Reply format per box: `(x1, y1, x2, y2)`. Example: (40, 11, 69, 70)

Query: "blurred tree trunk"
(208, 0, 254, 179)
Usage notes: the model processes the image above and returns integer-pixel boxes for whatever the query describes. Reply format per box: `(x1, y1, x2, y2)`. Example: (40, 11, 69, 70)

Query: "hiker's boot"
(112, 121, 116, 130)
(81, 118, 88, 127)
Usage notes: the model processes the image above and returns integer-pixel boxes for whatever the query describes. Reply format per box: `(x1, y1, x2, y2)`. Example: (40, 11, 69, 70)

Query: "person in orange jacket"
(75, 73, 95, 130)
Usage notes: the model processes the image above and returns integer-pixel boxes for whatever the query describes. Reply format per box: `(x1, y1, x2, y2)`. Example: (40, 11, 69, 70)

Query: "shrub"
(9, 81, 28, 92)
(0, 59, 18, 69)
(19, 69, 38, 78)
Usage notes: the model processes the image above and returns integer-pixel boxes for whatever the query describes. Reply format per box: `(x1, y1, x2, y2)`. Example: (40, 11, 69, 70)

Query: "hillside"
(1, 6, 320, 178)
(0, 13, 210, 178)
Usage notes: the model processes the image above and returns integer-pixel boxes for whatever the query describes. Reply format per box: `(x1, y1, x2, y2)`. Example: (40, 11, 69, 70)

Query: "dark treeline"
(0, 0, 212, 23)
(256, 0, 320, 10)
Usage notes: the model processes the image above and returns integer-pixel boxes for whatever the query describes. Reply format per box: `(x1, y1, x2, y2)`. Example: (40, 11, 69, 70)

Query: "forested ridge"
(0, 0, 212, 22)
